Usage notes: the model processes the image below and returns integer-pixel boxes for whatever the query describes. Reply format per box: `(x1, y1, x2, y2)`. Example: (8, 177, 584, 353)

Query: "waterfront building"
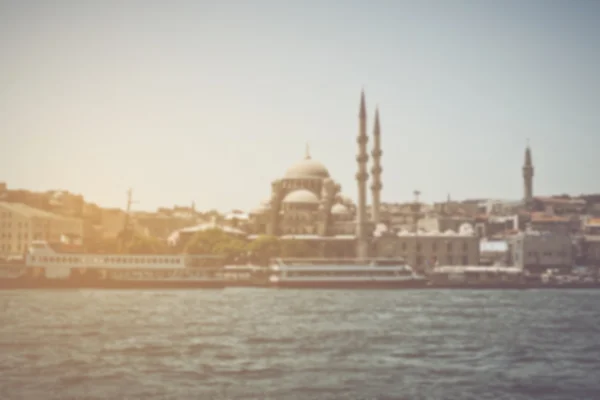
(374, 224, 480, 272)
(0, 202, 83, 258)
(479, 239, 510, 265)
(582, 218, 600, 267)
(509, 230, 573, 274)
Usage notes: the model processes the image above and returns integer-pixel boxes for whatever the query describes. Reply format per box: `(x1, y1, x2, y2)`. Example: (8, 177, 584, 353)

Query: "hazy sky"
(1, 0, 599, 212)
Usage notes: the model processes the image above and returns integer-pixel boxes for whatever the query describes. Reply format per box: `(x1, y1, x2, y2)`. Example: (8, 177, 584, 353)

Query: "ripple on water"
(1, 289, 600, 400)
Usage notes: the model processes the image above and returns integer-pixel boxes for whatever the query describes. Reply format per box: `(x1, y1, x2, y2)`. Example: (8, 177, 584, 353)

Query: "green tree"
(85, 236, 120, 253)
(212, 238, 248, 263)
(184, 228, 245, 255)
(247, 235, 280, 265)
(125, 235, 168, 254)
(280, 239, 315, 258)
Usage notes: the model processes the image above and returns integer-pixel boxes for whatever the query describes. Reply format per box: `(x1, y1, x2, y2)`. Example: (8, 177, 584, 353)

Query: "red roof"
(475, 214, 489, 222)
(534, 196, 586, 205)
(530, 212, 569, 222)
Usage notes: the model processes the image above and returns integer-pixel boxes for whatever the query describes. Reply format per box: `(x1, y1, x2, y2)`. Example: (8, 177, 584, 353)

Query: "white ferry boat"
(268, 258, 427, 289)
(427, 265, 527, 288)
(0, 241, 227, 289)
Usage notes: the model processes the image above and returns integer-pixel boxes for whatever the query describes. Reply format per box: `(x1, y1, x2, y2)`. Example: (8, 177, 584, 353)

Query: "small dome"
(250, 205, 268, 215)
(283, 189, 320, 205)
(331, 203, 349, 215)
(284, 158, 330, 179)
(459, 223, 474, 235)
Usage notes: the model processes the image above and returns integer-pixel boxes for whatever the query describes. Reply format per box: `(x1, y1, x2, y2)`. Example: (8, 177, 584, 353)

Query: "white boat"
(0, 241, 227, 289)
(268, 258, 427, 289)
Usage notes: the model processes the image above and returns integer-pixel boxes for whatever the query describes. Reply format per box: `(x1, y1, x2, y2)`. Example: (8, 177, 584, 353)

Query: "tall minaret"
(356, 90, 369, 259)
(523, 141, 534, 207)
(371, 107, 382, 225)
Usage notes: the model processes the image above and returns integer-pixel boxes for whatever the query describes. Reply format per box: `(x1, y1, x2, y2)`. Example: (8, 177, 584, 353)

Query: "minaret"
(356, 90, 369, 259)
(523, 141, 534, 207)
(371, 107, 382, 225)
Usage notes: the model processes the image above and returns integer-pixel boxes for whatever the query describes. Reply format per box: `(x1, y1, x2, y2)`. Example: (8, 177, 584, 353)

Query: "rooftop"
(0, 201, 77, 221)
(535, 196, 586, 205)
(530, 212, 570, 223)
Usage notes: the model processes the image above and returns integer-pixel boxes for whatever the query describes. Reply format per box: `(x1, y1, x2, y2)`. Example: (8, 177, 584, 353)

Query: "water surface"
(1, 289, 599, 399)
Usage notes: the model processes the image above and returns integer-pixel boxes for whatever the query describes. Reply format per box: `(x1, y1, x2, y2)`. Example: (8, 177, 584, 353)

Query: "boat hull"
(0, 277, 225, 290)
(270, 279, 428, 289)
(428, 283, 600, 290)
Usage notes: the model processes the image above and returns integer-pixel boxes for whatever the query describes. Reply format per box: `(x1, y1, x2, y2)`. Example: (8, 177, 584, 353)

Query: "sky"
(1, 0, 599, 212)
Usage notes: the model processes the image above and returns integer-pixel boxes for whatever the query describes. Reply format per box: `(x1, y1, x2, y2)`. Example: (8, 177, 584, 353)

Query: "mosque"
(244, 90, 482, 265)
(200, 90, 545, 267)
(247, 91, 382, 258)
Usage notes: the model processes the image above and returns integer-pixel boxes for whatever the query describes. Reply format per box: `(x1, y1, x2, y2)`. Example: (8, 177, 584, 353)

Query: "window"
(462, 256, 468, 265)
(447, 242, 453, 252)
(463, 242, 468, 252)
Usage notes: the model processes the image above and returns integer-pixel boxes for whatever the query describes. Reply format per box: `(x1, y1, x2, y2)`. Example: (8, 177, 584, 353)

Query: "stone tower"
(523, 143, 534, 207)
(356, 91, 369, 259)
(371, 107, 382, 225)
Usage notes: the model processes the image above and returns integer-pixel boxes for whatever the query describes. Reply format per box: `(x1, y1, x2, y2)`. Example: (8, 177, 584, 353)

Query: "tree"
(280, 239, 315, 258)
(212, 238, 248, 263)
(125, 235, 168, 254)
(184, 228, 244, 254)
(247, 235, 280, 265)
(85, 236, 120, 254)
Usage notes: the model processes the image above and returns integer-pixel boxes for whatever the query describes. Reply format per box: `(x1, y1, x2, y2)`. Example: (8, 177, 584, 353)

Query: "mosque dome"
(331, 203, 349, 215)
(284, 145, 330, 179)
(250, 205, 268, 215)
(284, 158, 330, 179)
(282, 189, 320, 205)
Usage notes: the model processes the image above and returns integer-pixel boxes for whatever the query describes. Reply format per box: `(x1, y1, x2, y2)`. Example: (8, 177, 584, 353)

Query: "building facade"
(582, 218, 600, 266)
(0, 202, 83, 258)
(509, 231, 573, 273)
(374, 225, 480, 271)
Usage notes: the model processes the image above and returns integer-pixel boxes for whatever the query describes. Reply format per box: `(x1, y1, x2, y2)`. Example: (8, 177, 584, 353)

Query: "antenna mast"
(120, 188, 139, 252)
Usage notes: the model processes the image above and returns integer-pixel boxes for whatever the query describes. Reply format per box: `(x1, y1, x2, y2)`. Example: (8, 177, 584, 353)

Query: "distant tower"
(371, 107, 382, 225)
(523, 141, 534, 207)
(411, 190, 422, 233)
(356, 90, 370, 259)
